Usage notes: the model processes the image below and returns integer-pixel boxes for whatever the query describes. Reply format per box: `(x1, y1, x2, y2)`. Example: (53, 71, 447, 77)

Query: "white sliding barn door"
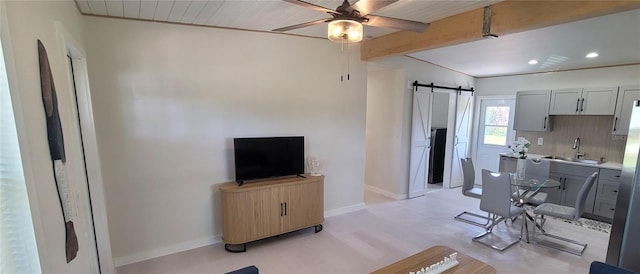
(408, 90, 432, 198)
(449, 93, 473, 188)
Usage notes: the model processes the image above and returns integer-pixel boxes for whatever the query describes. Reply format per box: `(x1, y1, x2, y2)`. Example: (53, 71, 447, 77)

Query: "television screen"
(234, 136, 304, 183)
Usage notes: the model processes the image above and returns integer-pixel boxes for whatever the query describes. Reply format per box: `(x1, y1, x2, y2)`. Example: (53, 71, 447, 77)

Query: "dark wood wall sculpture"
(37, 39, 79, 263)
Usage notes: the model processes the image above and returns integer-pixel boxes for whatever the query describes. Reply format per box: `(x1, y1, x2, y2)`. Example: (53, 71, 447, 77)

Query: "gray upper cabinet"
(549, 88, 583, 115)
(514, 90, 551, 132)
(613, 86, 640, 135)
(549, 87, 618, 115)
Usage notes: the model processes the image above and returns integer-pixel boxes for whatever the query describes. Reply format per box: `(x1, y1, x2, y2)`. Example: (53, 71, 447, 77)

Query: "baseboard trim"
(115, 203, 368, 267)
(114, 235, 221, 267)
(324, 203, 366, 218)
(365, 184, 408, 200)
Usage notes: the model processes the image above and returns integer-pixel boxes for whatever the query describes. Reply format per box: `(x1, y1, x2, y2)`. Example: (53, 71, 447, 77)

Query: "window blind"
(0, 38, 41, 273)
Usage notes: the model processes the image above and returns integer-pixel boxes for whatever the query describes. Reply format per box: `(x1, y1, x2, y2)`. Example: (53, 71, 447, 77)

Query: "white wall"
(2, 1, 102, 273)
(83, 17, 368, 265)
(365, 57, 474, 197)
(364, 68, 405, 197)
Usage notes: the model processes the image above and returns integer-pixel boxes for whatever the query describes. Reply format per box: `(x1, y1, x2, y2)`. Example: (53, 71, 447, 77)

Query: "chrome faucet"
(573, 137, 585, 159)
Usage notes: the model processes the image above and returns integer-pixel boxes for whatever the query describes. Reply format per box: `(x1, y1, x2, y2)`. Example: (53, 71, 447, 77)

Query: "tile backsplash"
(517, 115, 626, 163)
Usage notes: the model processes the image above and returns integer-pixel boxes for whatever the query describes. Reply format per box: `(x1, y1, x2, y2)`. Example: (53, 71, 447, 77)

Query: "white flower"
(510, 138, 531, 159)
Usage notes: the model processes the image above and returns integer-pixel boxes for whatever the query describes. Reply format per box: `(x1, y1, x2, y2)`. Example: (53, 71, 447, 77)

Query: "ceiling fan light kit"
(273, 0, 428, 43)
(328, 20, 363, 43)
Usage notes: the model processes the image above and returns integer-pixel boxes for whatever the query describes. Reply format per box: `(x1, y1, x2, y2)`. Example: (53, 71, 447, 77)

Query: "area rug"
(550, 217, 611, 234)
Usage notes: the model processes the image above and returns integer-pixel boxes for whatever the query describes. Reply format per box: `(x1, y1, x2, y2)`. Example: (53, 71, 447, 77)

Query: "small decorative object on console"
(409, 252, 459, 274)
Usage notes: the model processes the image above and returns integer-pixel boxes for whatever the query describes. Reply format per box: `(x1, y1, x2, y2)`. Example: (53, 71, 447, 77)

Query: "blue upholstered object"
(225, 265, 259, 274)
(589, 261, 637, 274)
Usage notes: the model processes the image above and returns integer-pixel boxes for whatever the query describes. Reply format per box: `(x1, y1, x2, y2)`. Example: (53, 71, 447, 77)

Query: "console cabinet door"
(613, 86, 640, 135)
(281, 180, 324, 232)
(221, 188, 281, 243)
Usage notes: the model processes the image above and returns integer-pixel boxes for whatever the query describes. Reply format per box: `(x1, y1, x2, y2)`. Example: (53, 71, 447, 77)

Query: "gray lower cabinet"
(547, 162, 597, 214)
(592, 168, 621, 220)
(498, 156, 620, 222)
(499, 155, 517, 173)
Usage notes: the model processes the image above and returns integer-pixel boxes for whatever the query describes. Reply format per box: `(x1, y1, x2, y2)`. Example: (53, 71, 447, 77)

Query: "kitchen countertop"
(499, 153, 622, 170)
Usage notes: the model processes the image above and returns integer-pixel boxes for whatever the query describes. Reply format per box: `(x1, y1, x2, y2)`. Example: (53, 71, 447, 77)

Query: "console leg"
(314, 224, 323, 233)
(225, 243, 247, 253)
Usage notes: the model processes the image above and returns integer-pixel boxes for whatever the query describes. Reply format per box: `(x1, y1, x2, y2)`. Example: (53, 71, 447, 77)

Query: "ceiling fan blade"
(282, 0, 338, 15)
(364, 15, 429, 33)
(272, 18, 332, 32)
(350, 0, 399, 16)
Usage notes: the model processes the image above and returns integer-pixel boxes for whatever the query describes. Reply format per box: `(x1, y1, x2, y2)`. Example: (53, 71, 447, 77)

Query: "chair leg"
(533, 214, 586, 255)
(472, 214, 519, 252)
(520, 213, 529, 243)
(454, 211, 491, 228)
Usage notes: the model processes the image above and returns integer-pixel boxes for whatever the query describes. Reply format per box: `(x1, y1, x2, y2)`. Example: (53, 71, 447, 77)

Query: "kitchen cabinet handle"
(580, 98, 584, 112)
(543, 117, 547, 129)
(613, 190, 618, 193)
(284, 202, 287, 216)
(614, 117, 618, 131)
(280, 203, 284, 216)
(576, 99, 580, 112)
(610, 208, 615, 211)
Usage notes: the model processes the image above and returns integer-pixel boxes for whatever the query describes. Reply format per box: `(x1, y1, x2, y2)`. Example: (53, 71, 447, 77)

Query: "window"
(0, 34, 41, 273)
(483, 106, 510, 146)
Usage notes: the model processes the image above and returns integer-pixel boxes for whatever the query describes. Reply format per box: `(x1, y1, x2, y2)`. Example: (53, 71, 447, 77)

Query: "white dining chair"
(532, 172, 598, 255)
(473, 169, 527, 252)
(512, 158, 550, 206)
(454, 158, 490, 227)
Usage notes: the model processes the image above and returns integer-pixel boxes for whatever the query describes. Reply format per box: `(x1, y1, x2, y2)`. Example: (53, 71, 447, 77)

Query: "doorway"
(409, 88, 463, 198)
(474, 97, 516, 184)
(60, 23, 113, 272)
(427, 92, 453, 190)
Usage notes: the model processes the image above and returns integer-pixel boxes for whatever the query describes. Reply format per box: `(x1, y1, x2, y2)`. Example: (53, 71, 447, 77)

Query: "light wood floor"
(117, 187, 608, 274)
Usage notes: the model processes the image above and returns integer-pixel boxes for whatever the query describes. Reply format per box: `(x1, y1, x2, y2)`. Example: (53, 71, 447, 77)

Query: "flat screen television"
(234, 136, 304, 185)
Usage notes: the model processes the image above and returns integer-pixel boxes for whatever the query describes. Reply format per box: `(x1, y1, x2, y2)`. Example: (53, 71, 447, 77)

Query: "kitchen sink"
(542, 155, 606, 165)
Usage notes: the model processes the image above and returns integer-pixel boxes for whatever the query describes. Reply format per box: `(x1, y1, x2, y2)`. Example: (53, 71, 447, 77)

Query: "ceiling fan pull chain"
(340, 39, 345, 82)
(347, 41, 351, 81)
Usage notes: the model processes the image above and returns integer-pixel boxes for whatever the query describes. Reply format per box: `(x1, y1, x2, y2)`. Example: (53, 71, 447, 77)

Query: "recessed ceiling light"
(528, 59, 538, 65)
(586, 52, 599, 58)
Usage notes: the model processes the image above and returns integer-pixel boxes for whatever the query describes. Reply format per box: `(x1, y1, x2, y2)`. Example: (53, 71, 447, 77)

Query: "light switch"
(537, 138, 544, 145)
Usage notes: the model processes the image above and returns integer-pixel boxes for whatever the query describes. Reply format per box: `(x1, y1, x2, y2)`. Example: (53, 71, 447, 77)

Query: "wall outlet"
(537, 137, 544, 145)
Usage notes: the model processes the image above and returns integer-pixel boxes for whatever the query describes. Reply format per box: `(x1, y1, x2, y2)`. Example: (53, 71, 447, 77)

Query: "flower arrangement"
(511, 138, 531, 159)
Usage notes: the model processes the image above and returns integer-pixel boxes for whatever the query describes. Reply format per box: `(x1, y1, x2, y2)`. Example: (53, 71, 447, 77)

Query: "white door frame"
(471, 95, 517, 176)
(55, 22, 114, 274)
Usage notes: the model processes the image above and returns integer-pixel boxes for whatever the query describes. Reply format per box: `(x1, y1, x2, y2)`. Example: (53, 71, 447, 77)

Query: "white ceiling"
(74, 1, 640, 77)
(408, 8, 640, 78)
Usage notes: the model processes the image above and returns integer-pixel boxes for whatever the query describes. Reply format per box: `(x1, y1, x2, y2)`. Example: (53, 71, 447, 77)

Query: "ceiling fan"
(272, 0, 429, 43)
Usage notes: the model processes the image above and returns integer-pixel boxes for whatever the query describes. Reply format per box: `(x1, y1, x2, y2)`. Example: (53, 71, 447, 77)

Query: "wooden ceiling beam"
(360, 1, 640, 61)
